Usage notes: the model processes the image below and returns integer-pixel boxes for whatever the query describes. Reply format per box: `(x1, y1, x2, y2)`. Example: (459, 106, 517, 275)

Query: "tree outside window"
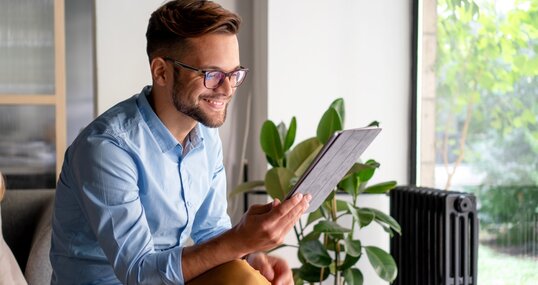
(419, 0, 538, 283)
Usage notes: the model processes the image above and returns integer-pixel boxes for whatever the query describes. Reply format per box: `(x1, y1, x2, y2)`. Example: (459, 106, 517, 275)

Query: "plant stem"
(331, 195, 341, 285)
(294, 225, 301, 244)
(350, 191, 359, 239)
(299, 218, 305, 239)
(320, 234, 328, 283)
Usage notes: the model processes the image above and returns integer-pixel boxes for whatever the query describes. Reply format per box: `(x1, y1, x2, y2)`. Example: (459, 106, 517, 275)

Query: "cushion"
(24, 200, 53, 284)
(0, 205, 28, 285)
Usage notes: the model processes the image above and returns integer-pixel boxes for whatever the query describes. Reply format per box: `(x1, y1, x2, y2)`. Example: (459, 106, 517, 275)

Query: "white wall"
(94, 0, 162, 113)
(266, 0, 410, 185)
(262, 1, 411, 284)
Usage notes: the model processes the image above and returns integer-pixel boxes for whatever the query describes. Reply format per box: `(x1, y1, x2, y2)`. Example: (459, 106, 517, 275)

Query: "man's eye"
(206, 72, 223, 81)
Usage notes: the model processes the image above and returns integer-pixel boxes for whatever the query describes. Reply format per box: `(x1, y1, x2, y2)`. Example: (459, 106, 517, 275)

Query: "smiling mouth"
(202, 98, 228, 110)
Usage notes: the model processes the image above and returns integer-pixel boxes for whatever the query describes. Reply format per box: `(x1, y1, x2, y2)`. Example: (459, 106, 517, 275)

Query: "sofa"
(1, 189, 54, 285)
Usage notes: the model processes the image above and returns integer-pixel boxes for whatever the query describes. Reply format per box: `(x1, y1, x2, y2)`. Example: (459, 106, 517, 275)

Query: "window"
(415, 0, 538, 283)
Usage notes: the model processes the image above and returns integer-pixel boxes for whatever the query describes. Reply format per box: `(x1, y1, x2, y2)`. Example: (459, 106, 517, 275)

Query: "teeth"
(204, 99, 224, 105)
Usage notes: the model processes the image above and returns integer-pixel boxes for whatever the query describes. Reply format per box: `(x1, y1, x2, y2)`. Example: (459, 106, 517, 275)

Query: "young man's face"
(169, 33, 241, 128)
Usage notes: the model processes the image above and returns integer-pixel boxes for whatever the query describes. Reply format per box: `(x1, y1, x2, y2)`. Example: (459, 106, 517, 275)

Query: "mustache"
(199, 93, 231, 102)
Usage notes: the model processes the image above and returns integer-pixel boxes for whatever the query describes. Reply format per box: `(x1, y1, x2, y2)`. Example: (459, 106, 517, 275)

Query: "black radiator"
(390, 186, 478, 285)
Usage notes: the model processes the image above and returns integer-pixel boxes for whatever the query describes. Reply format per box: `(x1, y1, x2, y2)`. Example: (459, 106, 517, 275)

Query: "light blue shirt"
(50, 86, 231, 284)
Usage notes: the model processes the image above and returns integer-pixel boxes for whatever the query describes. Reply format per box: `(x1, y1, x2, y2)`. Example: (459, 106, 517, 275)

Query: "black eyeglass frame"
(163, 57, 249, 89)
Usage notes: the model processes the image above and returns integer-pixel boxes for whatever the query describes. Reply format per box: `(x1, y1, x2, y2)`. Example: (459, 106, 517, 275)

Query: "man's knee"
(187, 259, 270, 285)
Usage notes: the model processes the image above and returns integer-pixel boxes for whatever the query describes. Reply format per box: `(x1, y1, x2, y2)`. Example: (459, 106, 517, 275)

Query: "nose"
(214, 75, 234, 97)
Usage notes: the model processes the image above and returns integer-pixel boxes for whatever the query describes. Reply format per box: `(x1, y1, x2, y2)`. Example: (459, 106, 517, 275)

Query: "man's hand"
(181, 193, 310, 282)
(231, 193, 311, 255)
(246, 252, 293, 285)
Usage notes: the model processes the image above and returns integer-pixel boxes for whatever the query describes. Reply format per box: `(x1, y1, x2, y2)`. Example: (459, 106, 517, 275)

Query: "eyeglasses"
(163, 57, 249, 89)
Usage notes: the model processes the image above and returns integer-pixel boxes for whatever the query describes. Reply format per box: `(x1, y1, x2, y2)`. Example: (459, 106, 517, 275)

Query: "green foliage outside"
(436, 0, 538, 189)
(232, 99, 400, 285)
(436, 0, 538, 277)
(468, 185, 538, 247)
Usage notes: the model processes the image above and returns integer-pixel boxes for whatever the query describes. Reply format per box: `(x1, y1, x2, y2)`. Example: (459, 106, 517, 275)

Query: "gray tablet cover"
(286, 127, 381, 213)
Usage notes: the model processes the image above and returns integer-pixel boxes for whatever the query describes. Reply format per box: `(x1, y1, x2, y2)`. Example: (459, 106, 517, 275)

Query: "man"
(50, 1, 311, 284)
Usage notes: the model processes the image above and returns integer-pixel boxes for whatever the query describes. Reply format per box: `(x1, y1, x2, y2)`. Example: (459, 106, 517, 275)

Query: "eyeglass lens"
(205, 70, 246, 89)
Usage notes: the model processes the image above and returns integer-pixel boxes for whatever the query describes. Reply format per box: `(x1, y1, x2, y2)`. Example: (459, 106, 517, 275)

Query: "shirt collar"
(136, 86, 204, 154)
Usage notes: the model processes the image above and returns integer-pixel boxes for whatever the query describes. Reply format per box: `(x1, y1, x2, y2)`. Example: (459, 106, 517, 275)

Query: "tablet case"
(285, 127, 381, 213)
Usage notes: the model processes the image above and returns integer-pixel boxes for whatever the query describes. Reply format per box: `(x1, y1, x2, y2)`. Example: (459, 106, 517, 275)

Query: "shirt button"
(186, 201, 192, 208)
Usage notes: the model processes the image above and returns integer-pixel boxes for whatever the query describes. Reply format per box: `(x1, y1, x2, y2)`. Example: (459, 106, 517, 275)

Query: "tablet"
(285, 127, 381, 213)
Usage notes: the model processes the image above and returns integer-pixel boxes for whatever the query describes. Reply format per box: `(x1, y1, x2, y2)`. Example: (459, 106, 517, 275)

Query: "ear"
(150, 57, 169, 87)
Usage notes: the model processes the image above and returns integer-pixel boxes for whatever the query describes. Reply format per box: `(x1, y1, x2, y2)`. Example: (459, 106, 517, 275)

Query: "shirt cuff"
(156, 246, 184, 285)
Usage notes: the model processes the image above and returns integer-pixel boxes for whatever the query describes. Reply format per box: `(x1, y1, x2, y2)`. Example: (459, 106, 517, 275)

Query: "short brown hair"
(146, 0, 241, 60)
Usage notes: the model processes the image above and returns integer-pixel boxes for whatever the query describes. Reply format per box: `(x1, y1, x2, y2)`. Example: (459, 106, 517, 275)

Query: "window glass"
(0, 0, 55, 94)
(0, 105, 56, 189)
(419, 0, 538, 283)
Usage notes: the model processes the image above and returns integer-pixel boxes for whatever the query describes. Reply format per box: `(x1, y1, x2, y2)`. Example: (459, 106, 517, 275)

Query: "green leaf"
(344, 268, 364, 285)
(316, 107, 343, 144)
(325, 237, 342, 252)
(284, 117, 297, 151)
(367, 121, 379, 127)
(292, 269, 304, 285)
(348, 204, 375, 228)
(265, 154, 279, 168)
(298, 263, 330, 282)
(363, 181, 397, 194)
(336, 199, 349, 212)
(381, 224, 395, 237)
(299, 240, 332, 267)
(277, 121, 287, 148)
(260, 120, 284, 162)
(313, 220, 351, 234)
(302, 231, 321, 242)
(364, 246, 398, 282)
(228, 180, 265, 197)
(287, 137, 322, 175)
(264, 167, 295, 200)
(358, 159, 379, 182)
(364, 207, 402, 235)
(329, 98, 346, 125)
(339, 174, 359, 197)
(306, 209, 323, 226)
(339, 253, 360, 271)
(344, 236, 362, 257)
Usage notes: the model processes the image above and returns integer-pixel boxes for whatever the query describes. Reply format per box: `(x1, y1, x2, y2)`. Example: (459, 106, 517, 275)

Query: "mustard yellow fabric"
(187, 259, 270, 285)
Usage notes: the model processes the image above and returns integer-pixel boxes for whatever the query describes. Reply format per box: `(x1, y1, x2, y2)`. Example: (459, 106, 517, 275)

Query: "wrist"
(222, 226, 251, 259)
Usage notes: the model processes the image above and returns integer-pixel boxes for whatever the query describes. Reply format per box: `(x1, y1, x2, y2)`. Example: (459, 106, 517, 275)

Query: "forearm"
(182, 194, 311, 282)
(181, 227, 248, 282)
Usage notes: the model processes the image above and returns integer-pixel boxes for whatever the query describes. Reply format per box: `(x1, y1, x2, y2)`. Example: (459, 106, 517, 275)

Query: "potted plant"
(232, 98, 400, 285)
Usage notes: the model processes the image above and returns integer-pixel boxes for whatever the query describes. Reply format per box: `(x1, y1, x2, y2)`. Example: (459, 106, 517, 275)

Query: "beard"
(171, 73, 228, 128)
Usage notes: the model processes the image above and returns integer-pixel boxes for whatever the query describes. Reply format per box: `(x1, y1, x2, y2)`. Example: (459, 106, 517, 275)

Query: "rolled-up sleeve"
(72, 135, 184, 284)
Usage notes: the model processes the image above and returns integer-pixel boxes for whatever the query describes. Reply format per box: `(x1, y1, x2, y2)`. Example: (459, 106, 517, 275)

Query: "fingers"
(269, 193, 311, 221)
(237, 193, 311, 253)
(279, 193, 304, 214)
(271, 193, 312, 225)
(247, 252, 275, 282)
(267, 256, 292, 285)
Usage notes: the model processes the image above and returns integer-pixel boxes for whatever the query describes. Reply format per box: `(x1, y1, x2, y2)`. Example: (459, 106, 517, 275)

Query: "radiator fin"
(390, 186, 478, 285)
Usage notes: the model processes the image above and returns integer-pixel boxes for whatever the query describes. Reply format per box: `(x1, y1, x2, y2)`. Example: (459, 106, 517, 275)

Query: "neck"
(149, 90, 197, 146)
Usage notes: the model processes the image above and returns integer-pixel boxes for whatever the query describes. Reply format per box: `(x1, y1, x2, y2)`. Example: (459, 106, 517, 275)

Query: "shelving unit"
(0, 0, 66, 189)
